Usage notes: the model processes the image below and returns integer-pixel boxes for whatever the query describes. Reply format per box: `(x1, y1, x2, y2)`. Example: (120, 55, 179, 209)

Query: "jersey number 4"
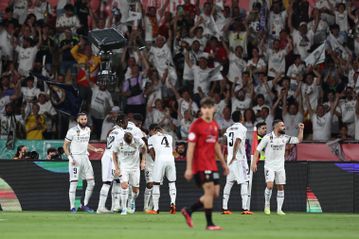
(161, 136, 170, 147)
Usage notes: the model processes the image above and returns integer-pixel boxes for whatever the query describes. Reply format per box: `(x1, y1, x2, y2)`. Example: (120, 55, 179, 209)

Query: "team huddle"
(63, 97, 304, 230)
(63, 113, 177, 215)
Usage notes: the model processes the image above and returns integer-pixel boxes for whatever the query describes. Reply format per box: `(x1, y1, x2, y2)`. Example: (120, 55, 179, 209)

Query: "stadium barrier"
(0, 160, 357, 213)
(1, 140, 359, 161)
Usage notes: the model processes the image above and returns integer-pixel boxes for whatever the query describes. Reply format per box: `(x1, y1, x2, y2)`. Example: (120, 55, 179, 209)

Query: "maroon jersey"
(187, 118, 219, 174)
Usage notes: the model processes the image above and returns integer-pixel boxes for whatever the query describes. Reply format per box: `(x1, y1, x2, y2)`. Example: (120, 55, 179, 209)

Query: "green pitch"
(0, 212, 358, 239)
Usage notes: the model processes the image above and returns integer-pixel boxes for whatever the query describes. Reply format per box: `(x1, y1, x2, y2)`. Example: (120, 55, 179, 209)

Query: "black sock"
(189, 200, 203, 216)
(204, 208, 214, 227)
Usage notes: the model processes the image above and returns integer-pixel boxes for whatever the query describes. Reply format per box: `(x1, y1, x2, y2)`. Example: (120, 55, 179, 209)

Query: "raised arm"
(305, 93, 314, 117)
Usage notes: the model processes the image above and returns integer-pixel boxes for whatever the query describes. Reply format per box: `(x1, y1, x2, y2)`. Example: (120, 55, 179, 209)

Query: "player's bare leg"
(276, 184, 285, 215)
(120, 182, 129, 215)
(222, 180, 234, 214)
(264, 182, 274, 215)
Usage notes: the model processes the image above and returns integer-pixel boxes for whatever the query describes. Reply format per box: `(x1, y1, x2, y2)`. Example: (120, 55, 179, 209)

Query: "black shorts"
(194, 170, 220, 188)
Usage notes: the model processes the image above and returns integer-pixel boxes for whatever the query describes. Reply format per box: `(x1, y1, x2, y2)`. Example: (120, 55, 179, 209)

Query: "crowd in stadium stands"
(0, 0, 359, 147)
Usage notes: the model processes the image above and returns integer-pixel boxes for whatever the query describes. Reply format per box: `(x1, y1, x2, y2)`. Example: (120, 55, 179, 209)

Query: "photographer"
(13, 145, 28, 160)
(46, 147, 65, 160)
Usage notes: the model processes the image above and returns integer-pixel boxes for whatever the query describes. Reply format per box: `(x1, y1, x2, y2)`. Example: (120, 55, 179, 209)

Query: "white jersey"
(148, 133, 174, 161)
(224, 122, 247, 163)
(126, 121, 145, 139)
(65, 125, 91, 156)
(257, 132, 300, 171)
(104, 125, 125, 153)
(113, 136, 145, 170)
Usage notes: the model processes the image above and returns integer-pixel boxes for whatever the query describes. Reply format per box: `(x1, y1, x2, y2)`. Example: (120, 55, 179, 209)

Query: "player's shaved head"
(117, 113, 128, 129)
(124, 132, 133, 145)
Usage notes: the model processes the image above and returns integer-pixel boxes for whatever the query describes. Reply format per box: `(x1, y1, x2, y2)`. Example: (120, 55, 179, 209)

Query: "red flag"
(251, 127, 258, 156)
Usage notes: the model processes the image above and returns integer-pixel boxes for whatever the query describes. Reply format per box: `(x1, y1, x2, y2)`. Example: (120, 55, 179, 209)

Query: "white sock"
(131, 190, 139, 207)
(84, 180, 95, 206)
(264, 188, 272, 208)
(168, 182, 176, 205)
(69, 181, 77, 209)
(98, 184, 110, 210)
(111, 183, 120, 210)
(152, 185, 160, 211)
(222, 181, 234, 210)
(144, 187, 153, 210)
(120, 188, 129, 210)
(277, 190, 285, 212)
(241, 183, 249, 210)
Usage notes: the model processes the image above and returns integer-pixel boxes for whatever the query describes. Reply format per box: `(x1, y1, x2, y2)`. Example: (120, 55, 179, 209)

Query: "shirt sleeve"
(187, 122, 198, 143)
(286, 135, 300, 144)
(65, 129, 74, 142)
(256, 135, 269, 152)
(148, 136, 154, 149)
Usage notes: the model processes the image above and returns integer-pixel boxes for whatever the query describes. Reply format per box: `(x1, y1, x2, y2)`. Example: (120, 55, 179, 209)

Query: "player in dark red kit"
(181, 97, 229, 231)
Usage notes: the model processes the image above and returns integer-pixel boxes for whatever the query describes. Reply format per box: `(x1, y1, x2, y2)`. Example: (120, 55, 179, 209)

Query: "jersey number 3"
(228, 132, 234, 147)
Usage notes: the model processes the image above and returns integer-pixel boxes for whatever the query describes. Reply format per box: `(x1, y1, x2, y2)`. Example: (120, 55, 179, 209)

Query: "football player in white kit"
(146, 125, 177, 214)
(63, 112, 104, 213)
(222, 111, 252, 215)
(143, 124, 158, 212)
(126, 114, 147, 212)
(96, 114, 128, 214)
(251, 119, 304, 215)
(112, 132, 147, 215)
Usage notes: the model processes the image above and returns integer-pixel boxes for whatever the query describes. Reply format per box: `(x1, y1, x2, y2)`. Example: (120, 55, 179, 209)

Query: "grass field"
(0, 211, 358, 239)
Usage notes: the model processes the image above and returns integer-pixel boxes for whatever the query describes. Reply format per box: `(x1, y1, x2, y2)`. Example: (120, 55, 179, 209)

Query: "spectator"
(13, 145, 28, 160)
(173, 141, 186, 161)
(339, 87, 356, 137)
(56, 4, 81, 33)
(100, 106, 120, 141)
(306, 93, 339, 141)
(25, 103, 46, 139)
(89, 83, 114, 139)
(0, 103, 24, 140)
(179, 109, 193, 139)
(13, 27, 42, 77)
(59, 29, 78, 83)
(71, 37, 101, 111)
(216, 105, 233, 135)
(37, 92, 57, 139)
(46, 147, 58, 160)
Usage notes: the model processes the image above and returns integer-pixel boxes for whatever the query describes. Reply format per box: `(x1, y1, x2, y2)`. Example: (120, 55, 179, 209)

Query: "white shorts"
(226, 160, 249, 184)
(152, 159, 176, 183)
(69, 155, 94, 181)
(101, 151, 114, 182)
(121, 168, 140, 187)
(264, 168, 286, 185)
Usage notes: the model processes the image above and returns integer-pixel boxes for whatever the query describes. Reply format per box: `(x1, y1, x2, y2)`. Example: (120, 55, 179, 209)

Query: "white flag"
(304, 43, 325, 66)
(209, 63, 224, 81)
(126, 11, 142, 22)
(326, 139, 346, 161)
